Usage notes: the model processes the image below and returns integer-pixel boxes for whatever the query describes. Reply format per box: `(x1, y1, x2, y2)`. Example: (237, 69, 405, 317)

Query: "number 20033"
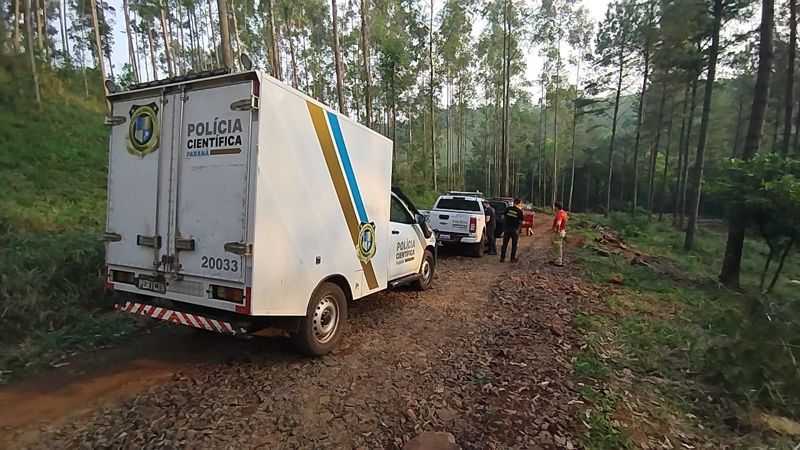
(201, 256, 239, 272)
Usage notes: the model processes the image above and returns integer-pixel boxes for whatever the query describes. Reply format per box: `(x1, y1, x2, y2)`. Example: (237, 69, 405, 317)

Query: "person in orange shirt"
(551, 202, 568, 267)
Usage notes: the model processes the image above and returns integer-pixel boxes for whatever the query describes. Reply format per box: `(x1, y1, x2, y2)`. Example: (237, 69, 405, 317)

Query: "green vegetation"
(0, 60, 137, 380)
(573, 213, 800, 426)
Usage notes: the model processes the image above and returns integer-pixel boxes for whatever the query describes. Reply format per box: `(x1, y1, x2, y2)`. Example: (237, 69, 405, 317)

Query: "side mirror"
(416, 213, 428, 224)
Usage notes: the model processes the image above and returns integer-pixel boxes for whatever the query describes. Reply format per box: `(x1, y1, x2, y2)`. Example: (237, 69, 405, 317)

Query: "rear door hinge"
(137, 235, 162, 249)
(230, 95, 259, 111)
(101, 232, 122, 242)
(175, 237, 196, 251)
(224, 242, 253, 256)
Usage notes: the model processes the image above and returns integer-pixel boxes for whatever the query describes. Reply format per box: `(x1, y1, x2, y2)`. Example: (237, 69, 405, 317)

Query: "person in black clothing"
(500, 198, 523, 263)
(483, 201, 497, 255)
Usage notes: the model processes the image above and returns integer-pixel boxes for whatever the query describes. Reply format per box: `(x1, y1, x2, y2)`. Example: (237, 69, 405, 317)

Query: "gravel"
(34, 226, 594, 449)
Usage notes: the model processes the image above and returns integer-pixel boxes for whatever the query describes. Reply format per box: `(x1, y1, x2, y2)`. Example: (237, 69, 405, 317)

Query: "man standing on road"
(551, 202, 568, 267)
(483, 201, 497, 255)
(500, 198, 524, 263)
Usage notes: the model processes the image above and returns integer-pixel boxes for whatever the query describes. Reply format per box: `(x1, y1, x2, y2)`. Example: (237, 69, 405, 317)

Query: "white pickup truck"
(429, 192, 487, 257)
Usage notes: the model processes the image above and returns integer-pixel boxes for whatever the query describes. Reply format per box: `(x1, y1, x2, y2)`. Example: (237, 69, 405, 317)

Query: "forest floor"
(0, 220, 796, 449)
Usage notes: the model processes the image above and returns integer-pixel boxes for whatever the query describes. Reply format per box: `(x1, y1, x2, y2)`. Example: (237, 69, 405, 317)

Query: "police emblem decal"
(127, 103, 160, 157)
(357, 222, 377, 262)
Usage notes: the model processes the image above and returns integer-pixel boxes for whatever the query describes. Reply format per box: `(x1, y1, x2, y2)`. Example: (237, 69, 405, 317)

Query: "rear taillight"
(469, 217, 477, 234)
(111, 270, 136, 285)
(211, 285, 245, 304)
(103, 265, 114, 291)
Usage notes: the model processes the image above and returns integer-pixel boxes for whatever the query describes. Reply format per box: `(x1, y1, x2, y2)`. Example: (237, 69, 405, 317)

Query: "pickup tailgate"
(429, 210, 473, 234)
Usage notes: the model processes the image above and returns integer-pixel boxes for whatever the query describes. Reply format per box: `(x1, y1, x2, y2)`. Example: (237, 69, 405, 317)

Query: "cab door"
(389, 195, 424, 280)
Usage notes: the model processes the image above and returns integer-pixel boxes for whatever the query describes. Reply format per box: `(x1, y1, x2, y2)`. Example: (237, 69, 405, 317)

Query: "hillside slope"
(0, 59, 136, 379)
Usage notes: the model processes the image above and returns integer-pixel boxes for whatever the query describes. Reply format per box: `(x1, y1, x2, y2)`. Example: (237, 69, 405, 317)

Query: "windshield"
(435, 198, 482, 212)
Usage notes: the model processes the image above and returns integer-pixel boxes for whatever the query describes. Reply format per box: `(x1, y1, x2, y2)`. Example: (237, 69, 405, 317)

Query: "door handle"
(391, 230, 400, 235)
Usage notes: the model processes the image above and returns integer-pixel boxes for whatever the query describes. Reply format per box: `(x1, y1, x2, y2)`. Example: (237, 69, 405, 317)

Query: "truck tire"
(291, 282, 348, 356)
(471, 234, 485, 258)
(412, 250, 435, 291)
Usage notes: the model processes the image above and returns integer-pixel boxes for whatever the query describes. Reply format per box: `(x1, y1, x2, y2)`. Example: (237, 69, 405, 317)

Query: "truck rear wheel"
(470, 233, 485, 258)
(291, 282, 348, 356)
(412, 250, 435, 291)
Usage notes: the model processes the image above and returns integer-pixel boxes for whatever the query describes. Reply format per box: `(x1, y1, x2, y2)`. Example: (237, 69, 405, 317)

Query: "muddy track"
(1, 221, 589, 449)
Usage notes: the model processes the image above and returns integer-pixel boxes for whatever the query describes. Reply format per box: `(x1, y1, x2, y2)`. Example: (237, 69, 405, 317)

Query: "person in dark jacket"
(500, 198, 524, 263)
(483, 201, 497, 255)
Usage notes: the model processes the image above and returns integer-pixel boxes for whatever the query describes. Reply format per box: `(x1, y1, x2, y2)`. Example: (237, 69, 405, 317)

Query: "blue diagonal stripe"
(326, 111, 368, 223)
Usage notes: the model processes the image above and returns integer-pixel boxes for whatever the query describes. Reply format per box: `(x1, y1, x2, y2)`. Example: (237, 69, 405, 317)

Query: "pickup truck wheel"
(412, 250, 435, 291)
(471, 234, 485, 258)
(291, 282, 347, 356)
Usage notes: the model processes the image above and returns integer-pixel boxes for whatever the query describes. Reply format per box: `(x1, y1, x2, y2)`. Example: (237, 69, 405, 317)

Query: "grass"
(0, 58, 138, 380)
(571, 211, 800, 438)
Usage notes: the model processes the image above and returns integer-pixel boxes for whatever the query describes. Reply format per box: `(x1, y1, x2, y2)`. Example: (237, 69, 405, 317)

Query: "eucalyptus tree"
(594, 0, 639, 216)
(533, 0, 586, 205)
(720, 0, 776, 287)
(438, 0, 475, 189)
(685, 0, 753, 250)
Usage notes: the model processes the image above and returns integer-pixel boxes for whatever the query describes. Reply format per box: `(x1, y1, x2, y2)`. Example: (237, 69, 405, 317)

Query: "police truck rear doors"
(105, 73, 255, 306)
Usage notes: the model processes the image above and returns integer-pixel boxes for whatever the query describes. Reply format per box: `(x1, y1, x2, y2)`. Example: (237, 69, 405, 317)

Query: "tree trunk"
(672, 81, 690, 225)
(122, 0, 139, 81)
(90, 0, 108, 102)
(678, 75, 699, 228)
(769, 104, 780, 153)
(206, 0, 219, 67)
(331, 0, 346, 113)
(191, 7, 203, 70)
(158, 0, 175, 77)
(632, 46, 650, 212)
(767, 235, 796, 293)
(551, 38, 561, 206)
(585, 171, 591, 212)
(267, 0, 282, 80)
(24, 0, 41, 106)
(14, 0, 21, 54)
(647, 82, 667, 211)
(759, 241, 775, 291)
(606, 50, 625, 217)
(684, 0, 723, 251)
(177, 0, 188, 72)
(284, 8, 299, 88)
(360, 0, 372, 127)
(658, 99, 675, 221)
(720, 0, 775, 287)
(217, 0, 234, 68)
(500, 0, 511, 196)
(540, 80, 547, 205)
(732, 95, 744, 157)
(59, 0, 70, 64)
(147, 24, 158, 80)
(230, 1, 244, 65)
(568, 57, 580, 211)
(430, 0, 437, 190)
(35, 0, 44, 54)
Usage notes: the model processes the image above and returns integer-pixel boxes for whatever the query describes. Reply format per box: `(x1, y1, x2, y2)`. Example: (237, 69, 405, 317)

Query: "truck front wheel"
(291, 282, 348, 356)
(412, 250, 435, 291)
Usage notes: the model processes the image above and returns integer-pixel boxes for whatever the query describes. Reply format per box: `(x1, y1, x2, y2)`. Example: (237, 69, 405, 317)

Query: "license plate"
(138, 278, 166, 294)
(439, 234, 451, 241)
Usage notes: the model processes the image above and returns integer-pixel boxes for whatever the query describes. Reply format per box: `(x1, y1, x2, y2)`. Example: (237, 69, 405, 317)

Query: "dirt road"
(1, 222, 589, 449)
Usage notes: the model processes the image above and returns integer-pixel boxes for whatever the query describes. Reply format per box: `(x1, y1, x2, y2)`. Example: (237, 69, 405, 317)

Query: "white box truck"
(102, 69, 436, 355)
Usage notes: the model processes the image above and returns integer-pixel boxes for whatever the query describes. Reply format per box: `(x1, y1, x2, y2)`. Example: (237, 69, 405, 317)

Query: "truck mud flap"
(116, 301, 248, 335)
